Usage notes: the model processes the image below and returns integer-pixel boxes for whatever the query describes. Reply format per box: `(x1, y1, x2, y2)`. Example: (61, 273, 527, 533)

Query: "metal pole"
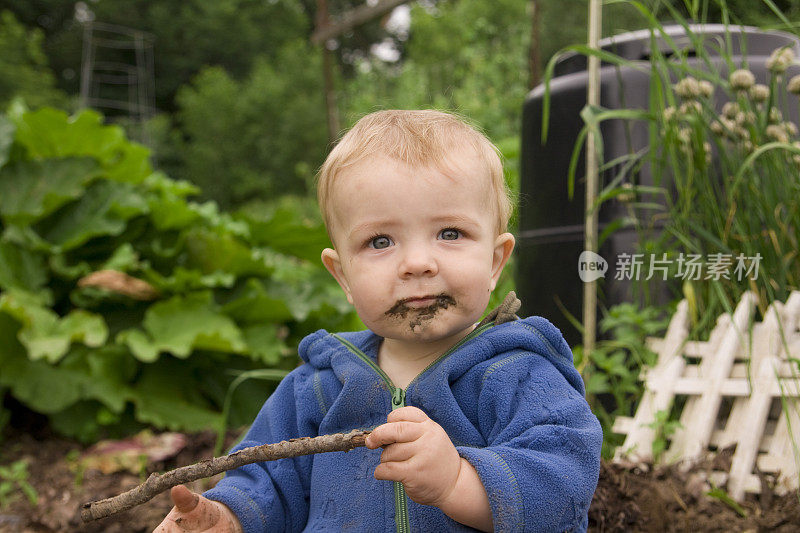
(583, 0, 602, 352)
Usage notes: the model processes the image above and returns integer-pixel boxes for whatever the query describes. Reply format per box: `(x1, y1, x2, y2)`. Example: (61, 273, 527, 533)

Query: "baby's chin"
(368, 314, 479, 344)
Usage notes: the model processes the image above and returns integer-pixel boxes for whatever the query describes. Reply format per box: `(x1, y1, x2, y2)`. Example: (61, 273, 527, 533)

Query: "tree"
(164, 40, 329, 209)
(0, 10, 67, 110)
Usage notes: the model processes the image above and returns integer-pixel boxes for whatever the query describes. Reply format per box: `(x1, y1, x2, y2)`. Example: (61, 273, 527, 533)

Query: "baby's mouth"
(385, 294, 456, 330)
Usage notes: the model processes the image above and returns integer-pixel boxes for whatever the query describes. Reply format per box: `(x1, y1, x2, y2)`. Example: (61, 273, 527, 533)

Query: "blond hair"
(316, 109, 512, 234)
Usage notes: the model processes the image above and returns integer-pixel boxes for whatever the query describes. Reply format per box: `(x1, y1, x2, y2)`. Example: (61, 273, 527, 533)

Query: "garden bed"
(1, 427, 798, 532)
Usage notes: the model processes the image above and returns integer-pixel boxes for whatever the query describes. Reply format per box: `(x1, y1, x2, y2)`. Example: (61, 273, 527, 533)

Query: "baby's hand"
(365, 406, 463, 509)
(153, 485, 242, 533)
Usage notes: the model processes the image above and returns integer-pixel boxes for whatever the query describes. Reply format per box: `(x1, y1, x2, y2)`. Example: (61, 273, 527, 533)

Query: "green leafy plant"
(573, 302, 669, 457)
(0, 459, 37, 508)
(545, 0, 800, 336)
(548, 0, 800, 461)
(647, 409, 682, 462)
(0, 105, 358, 442)
(706, 486, 748, 517)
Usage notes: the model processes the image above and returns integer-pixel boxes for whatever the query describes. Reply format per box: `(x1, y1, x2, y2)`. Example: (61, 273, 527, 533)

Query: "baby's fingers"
(172, 485, 199, 513)
(153, 486, 220, 532)
(365, 420, 424, 449)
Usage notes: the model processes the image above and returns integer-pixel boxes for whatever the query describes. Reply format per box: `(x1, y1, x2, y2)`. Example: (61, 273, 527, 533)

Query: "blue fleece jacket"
(204, 317, 602, 532)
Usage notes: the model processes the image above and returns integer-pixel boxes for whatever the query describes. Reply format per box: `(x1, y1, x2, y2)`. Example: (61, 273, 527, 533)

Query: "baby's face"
(322, 152, 514, 347)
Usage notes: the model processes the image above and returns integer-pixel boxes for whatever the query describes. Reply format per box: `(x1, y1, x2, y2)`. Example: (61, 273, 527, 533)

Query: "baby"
(154, 110, 602, 532)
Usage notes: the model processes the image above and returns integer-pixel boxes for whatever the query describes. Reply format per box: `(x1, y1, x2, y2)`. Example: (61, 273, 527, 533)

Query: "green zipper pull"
(391, 387, 405, 410)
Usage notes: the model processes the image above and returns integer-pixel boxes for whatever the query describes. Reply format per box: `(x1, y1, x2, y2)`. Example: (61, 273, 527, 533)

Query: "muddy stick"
(80, 429, 371, 522)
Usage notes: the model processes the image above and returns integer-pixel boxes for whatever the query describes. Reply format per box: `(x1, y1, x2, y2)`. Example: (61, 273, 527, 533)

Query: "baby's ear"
(321, 248, 353, 304)
(489, 233, 515, 290)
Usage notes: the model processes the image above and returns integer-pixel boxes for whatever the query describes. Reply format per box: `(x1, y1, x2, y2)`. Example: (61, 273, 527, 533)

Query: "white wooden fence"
(612, 291, 800, 501)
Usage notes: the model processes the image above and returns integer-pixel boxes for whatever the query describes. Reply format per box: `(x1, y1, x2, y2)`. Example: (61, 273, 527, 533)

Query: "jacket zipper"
(391, 387, 409, 533)
(332, 321, 494, 533)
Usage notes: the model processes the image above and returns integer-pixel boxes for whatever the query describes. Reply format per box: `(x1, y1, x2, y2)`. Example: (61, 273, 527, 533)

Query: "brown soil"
(1, 428, 798, 532)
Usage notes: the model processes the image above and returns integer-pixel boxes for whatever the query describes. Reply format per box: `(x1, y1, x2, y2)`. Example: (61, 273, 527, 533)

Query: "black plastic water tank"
(517, 24, 800, 346)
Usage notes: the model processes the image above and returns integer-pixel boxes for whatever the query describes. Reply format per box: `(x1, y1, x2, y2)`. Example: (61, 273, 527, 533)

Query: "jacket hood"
(298, 315, 584, 397)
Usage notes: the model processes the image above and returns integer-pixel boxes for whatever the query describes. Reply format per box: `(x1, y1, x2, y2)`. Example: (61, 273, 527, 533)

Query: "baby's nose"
(398, 244, 438, 277)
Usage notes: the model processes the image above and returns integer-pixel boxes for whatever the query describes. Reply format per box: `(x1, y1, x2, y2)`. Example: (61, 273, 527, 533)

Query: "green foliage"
(341, 0, 529, 141)
(0, 10, 67, 110)
(574, 303, 669, 457)
(550, 0, 800, 457)
(0, 107, 356, 442)
(0, 0, 311, 109)
(706, 486, 748, 517)
(0, 459, 37, 508)
(163, 40, 328, 209)
(547, 0, 800, 333)
(646, 409, 682, 461)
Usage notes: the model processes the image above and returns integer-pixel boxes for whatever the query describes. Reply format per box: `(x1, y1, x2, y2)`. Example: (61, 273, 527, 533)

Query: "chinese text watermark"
(578, 252, 761, 282)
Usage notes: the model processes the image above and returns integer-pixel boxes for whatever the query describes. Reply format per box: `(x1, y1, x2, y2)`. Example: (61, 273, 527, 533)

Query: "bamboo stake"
(80, 429, 371, 523)
(583, 0, 602, 353)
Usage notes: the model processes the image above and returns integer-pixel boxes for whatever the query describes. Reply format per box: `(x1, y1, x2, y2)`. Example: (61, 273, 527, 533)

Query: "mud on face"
(384, 294, 456, 331)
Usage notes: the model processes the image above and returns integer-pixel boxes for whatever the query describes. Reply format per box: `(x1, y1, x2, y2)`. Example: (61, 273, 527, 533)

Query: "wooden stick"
(81, 429, 371, 522)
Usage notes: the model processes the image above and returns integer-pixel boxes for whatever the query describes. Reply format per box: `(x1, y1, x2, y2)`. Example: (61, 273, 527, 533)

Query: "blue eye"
(369, 235, 393, 249)
(439, 228, 461, 240)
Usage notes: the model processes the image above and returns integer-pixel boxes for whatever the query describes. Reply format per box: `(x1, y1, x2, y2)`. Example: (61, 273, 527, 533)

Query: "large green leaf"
(0, 321, 129, 415)
(145, 266, 235, 293)
(0, 289, 108, 363)
(13, 108, 152, 184)
(0, 114, 15, 168)
(242, 323, 288, 365)
(221, 264, 351, 324)
(220, 278, 295, 323)
(145, 172, 204, 231)
(118, 291, 246, 362)
(36, 180, 149, 250)
(14, 108, 120, 157)
(0, 157, 102, 225)
(0, 239, 48, 293)
(240, 201, 331, 263)
(133, 361, 224, 432)
(184, 228, 275, 277)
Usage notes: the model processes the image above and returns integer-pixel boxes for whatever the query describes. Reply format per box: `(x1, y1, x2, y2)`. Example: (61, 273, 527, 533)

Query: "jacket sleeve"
(456, 330, 602, 532)
(203, 364, 322, 533)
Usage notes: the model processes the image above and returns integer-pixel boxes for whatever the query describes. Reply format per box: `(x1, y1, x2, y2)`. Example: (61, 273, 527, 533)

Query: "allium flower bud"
(674, 77, 701, 99)
(766, 124, 789, 143)
(734, 111, 756, 126)
(788, 75, 800, 95)
(677, 127, 692, 144)
(680, 101, 702, 115)
(769, 107, 783, 124)
(720, 118, 738, 139)
(784, 121, 798, 136)
(730, 69, 755, 91)
(710, 121, 724, 135)
(766, 47, 795, 74)
(699, 80, 714, 98)
(663, 106, 676, 122)
(703, 142, 712, 163)
(722, 101, 738, 118)
(749, 84, 770, 102)
(735, 125, 749, 140)
(617, 182, 635, 203)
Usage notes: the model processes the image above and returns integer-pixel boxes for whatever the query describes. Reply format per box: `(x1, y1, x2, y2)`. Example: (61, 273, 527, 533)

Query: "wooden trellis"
(612, 291, 800, 501)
